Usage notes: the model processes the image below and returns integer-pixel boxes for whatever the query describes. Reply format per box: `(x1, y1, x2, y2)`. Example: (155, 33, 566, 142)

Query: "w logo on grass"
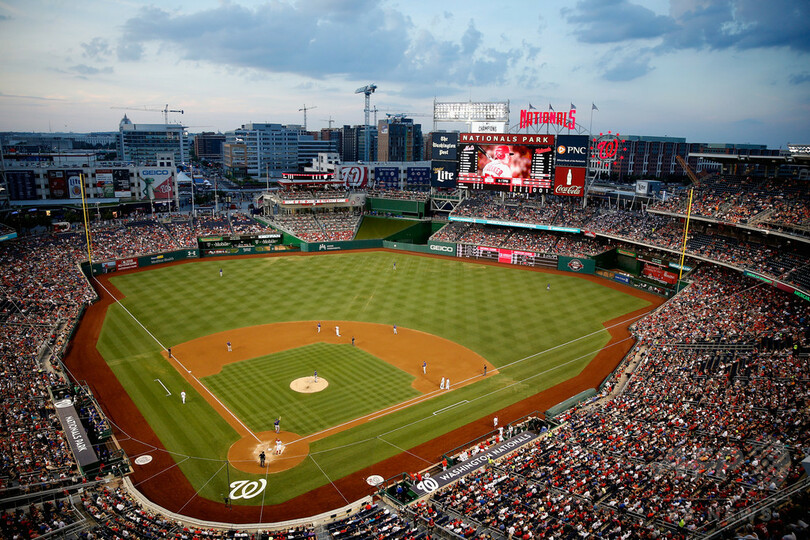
(229, 479, 266, 500)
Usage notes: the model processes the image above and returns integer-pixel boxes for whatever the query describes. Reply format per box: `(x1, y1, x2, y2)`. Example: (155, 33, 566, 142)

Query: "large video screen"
(457, 133, 555, 194)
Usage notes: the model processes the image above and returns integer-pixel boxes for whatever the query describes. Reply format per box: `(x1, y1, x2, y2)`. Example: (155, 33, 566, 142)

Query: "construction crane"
(298, 104, 317, 131)
(676, 155, 701, 185)
(111, 104, 184, 124)
(321, 116, 335, 129)
(355, 84, 377, 162)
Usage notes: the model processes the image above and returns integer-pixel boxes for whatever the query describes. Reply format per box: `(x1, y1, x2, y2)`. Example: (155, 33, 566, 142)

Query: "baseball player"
(226, 341, 232, 352)
(440, 377, 445, 390)
(317, 322, 321, 333)
(219, 268, 223, 277)
(335, 325, 340, 337)
(422, 360, 427, 374)
(275, 439, 283, 455)
(393, 324, 397, 335)
(446, 378, 450, 390)
(181, 391, 186, 404)
(352, 336, 355, 347)
(484, 364, 487, 376)
(547, 283, 550, 291)
(482, 145, 513, 183)
(314, 370, 318, 383)
(493, 416, 498, 428)
(274, 417, 280, 433)
(259, 451, 266, 467)
(393, 261, 396, 271)
(167, 347, 172, 358)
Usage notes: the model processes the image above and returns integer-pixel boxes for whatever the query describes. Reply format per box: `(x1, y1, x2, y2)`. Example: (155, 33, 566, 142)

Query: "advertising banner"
(6, 170, 37, 200)
(375, 167, 400, 189)
(411, 431, 541, 497)
(553, 166, 586, 197)
(95, 170, 115, 198)
(557, 255, 595, 274)
(139, 167, 173, 200)
(66, 169, 83, 199)
(431, 160, 458, 188)
(113, 169, 131, 198)
(53, 398, 99, 469)
(406, 167, 431, 188)
(642, 264, 678, 285)
(431, 132, 458, 161)
(47, 170, 67, 198)
(427, 241, 457, 256)
(341, 165, 368, 188)
(555, 135, 590, 168)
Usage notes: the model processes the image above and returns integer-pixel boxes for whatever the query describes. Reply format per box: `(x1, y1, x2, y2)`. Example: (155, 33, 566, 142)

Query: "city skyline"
(0, 0, 808, 149)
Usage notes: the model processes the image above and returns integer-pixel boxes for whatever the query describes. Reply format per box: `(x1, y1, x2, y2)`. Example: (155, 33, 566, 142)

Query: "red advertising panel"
(152, 174, 173, 199)
(457, 133, 554, 194)
(553, 166, 586, 197)
(47, 170, 67, 198)
(642, 263, 678, 285)
(341, 165, 368, 188)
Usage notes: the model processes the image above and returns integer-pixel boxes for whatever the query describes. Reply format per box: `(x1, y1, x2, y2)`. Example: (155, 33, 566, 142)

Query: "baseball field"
(71, 249, 661, 521)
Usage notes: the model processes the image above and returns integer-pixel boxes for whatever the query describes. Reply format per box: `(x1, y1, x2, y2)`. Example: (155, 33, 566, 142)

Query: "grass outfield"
(202, 343, 419, 435)
(97, 251, 651, 505)
(353, 215, 418, 239)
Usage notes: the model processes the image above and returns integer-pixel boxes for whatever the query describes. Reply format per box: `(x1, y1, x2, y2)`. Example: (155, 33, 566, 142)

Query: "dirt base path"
(169, 320, 495, 472)
(64, 249, 664, 524)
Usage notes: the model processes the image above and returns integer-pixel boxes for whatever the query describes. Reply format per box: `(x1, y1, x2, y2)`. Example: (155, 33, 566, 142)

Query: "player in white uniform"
(482, 146, 513, 184)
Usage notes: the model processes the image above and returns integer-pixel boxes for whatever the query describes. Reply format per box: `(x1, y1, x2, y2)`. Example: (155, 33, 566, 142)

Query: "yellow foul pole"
(676, 188, 694, 291)
(79, 174, 93, 268)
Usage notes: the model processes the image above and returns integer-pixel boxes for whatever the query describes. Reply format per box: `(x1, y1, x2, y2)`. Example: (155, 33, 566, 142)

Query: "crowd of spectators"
(271, 212, 360, 242)
(414, 265, 809, 539)
(649, 175, 810, 236)
(367, 189, 429, 201)
(447, 195, 810, 293)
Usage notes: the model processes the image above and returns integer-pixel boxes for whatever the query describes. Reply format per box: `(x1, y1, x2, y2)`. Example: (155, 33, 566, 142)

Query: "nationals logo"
(567, 259, 584, 272)
(229, 479, 266, 500)
(341, 166, 368, 188)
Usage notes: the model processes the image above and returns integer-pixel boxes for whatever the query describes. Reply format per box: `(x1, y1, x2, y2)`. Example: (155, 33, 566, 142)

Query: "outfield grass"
(202, 343, 420, 435)
(97, 251, 651, 504)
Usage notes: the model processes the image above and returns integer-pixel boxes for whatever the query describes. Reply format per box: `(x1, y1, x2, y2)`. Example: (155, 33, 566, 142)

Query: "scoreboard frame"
(456, 133, 555, 194)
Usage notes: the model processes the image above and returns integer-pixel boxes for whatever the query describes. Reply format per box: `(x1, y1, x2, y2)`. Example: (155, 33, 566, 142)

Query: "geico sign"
(141, 169, 170, 175)
(430, 244, 454, 253)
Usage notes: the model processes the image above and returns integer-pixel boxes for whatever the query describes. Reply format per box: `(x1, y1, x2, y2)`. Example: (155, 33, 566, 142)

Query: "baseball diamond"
(67, 249, 661, 522)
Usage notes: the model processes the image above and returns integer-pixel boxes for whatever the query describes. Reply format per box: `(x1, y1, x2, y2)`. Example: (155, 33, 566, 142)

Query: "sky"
(0, 0, 808, 148)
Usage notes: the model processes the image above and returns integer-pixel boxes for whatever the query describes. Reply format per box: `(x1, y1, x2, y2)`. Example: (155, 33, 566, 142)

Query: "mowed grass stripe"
(98, 251, 653, 503)
(201, 343, 419, 435)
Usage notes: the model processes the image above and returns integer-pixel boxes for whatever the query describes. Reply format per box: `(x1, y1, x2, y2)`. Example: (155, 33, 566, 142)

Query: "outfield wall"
(89, 248, 200, 275)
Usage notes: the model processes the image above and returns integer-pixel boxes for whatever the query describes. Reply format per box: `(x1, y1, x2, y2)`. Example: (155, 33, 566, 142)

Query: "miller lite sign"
(553, 166, 586, 197)
(431, 160, 458, 188)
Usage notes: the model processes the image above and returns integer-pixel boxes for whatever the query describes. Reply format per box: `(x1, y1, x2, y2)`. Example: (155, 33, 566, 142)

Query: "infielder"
(335, 325, 341, 337)
(422, 360, 427, 374)
(393, 324, 397, 335)
(317, 322, 321, 333)
(181, 391, 186, 404)
(226, 341, 232, 352)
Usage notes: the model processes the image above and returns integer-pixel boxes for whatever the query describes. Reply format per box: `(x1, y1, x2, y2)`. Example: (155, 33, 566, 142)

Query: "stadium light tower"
(355, 84, 377, 162)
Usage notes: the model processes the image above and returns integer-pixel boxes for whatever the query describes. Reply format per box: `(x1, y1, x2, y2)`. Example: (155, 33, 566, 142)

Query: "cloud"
(0, 14, 10, 21)
(602, 55, 654, 81)
(69, 64, 114, 76)
(0, 91, 64, 101)
(562, 0, 676, 43)
(114, 1, 524, 89)
(563, 0, 810, 53)
(82, 37, 111, 59)
(789, 72, 810, 85)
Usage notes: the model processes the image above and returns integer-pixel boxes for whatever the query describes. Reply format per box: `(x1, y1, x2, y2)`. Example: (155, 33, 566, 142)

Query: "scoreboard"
(457, 133, 555, 194)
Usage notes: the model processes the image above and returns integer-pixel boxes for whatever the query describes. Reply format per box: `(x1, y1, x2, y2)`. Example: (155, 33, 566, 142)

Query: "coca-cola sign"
(553, 166, 586, 197)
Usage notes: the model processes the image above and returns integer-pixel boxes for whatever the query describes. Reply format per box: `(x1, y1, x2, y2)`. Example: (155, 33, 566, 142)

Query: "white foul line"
(94, 277, 262, 443)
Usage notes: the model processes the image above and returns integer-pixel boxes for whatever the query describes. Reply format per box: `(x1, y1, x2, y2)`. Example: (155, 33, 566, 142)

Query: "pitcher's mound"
(290, 376, 328, 393)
